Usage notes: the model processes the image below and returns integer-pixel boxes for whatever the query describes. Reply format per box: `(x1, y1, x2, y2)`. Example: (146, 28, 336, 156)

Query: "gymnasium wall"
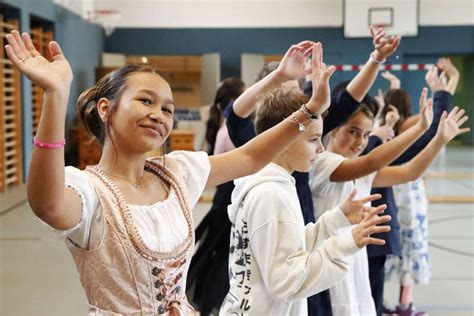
(105, 26, 474, 144)
(3, 0, 105, 174)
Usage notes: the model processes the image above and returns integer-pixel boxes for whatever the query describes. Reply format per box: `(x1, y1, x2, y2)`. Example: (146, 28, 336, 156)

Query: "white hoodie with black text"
(220, 163, 361, 316)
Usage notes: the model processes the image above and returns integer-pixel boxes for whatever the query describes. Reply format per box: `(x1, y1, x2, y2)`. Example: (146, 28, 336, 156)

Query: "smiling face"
(104, 72, 175, 154)
(280, 119, 325, 172)
(327, 109, 374, 158)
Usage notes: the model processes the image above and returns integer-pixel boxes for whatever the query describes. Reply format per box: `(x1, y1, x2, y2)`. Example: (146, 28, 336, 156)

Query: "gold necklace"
(101, 169, 145, 188)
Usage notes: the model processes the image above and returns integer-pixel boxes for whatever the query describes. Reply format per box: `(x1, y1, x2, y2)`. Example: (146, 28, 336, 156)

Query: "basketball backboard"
(344, 0, 419, 38)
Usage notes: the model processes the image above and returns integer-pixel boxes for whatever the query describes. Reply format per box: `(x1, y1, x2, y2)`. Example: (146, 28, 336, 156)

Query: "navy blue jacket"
(367, 90, 453, 258)
(225, 88, 360, 223)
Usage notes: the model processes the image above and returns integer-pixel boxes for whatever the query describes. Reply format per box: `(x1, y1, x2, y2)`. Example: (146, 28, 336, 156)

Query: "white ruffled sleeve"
(166, 151, 211, 209)
(57, 166, 99, 248)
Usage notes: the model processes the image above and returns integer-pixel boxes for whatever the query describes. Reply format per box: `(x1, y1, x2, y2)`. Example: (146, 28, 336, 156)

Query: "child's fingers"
(369, 25, 376, 37)
(48, 41, 66, 61)
(319, 44, 323, 64)
(12, 30, 32, 59)
(364, 237, 386, 246)
(374, 31, 385, 43)
(22, 33, 41, 57)
(456, 115, 469, 127)
(312, 43, 321, 69)
(358, 193, 382, 204)
(427, 98, 433, 111)
(365, 224, 391, 236)
(322, 65, 335, 79)
(364, 213, 391, 229)
(453, 108, 466, 121)
(363, 205, 388, 225)
(285, 45, 299, 58)
(448, 106, 459, 120)
(4, 45, 23, 67)
(303, 45, 313, 57)
(296, 40, 314, 48)
(328, 65, 335, 76)
(419, 87, 427, 108)
(458, 127, 471, 135)
(390, 36, 401, 50)
(371, 26, 384, 40)
(439, 111, 448, 126)
(5, 33, 26, 59)
(346, 188, 357, 201)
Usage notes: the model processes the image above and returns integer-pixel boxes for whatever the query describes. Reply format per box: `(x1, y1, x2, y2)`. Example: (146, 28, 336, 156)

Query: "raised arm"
(330, 88, 433, 182)
(394, 67, 453, 163)
(5, 31, 81, 230)
(232, 40, 313, 119)
(225, 41, 314, 147)
(207, 43, 334, 188)
(381, 71, 401, 90)
(346, 26, 401, 102)
(373, 106, 470, 187)
(437, 57, 460, 95)
(321, 27, 401, 136)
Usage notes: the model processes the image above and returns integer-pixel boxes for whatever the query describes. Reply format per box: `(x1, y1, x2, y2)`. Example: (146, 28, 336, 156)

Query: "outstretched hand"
(370, 26, 401, 61)
(385, 105, 400, 128)
(425, 66, 447, 93)
(374, 89, 386, 119)
(307, 42, 336, 114)
(275, 40, 314, 82)
(381, 71, 401, 89)
(339, 188, 382, 224)
(416, 88, 434, 131)
(352, 204, 391, 248)
(436, 106, 470, 143)
(4, 30, 73, 93)
(372, 125, 395, 142)
(437, 57, 459, 78)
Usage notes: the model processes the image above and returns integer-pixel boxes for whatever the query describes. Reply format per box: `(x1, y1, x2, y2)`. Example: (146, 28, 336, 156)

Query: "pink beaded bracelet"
(33, 138, 66, 149)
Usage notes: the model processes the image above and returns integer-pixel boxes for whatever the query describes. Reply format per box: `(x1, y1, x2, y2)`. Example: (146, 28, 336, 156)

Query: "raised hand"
(275, 40, 314, 82)
(370, 25, 401, 61)
(371, 125, 395, 142)
(436, 106, 470, 143)
(436, 57, 460, 95)
(4, 30, 73, 93)
(437, 57, 459, 78)
(425, 66, 447, 93)
(416, 88, 434, 130)
(306, 42, 336, 114)
(381, 71, 401, 89)
(339, 188, 382, 224)
(352, 204, 391, 248)
(374, 88, 386, 120)
(385, 105, 400, 128)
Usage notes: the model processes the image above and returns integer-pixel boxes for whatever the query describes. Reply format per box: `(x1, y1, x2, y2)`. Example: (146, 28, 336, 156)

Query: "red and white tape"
(331, 64, 435, 71)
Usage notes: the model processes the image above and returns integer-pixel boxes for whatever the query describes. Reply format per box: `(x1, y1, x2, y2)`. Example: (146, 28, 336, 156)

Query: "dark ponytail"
(205, 77, 245, 154)
(383, 89, 412, 135)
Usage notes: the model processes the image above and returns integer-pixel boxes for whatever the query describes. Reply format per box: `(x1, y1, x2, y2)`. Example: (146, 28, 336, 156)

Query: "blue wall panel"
(3, 0, 104, 176)
(105, 26, 474, 143)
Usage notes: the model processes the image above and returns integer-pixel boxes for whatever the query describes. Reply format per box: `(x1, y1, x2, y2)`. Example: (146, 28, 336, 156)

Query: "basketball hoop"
(86, 9, 121, 36)
(344, 0, 418, 38)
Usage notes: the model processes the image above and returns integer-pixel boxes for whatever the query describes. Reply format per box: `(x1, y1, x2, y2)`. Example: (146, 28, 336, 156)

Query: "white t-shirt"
(309, 151, 377, 316)
(58, 151, 211, 251)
